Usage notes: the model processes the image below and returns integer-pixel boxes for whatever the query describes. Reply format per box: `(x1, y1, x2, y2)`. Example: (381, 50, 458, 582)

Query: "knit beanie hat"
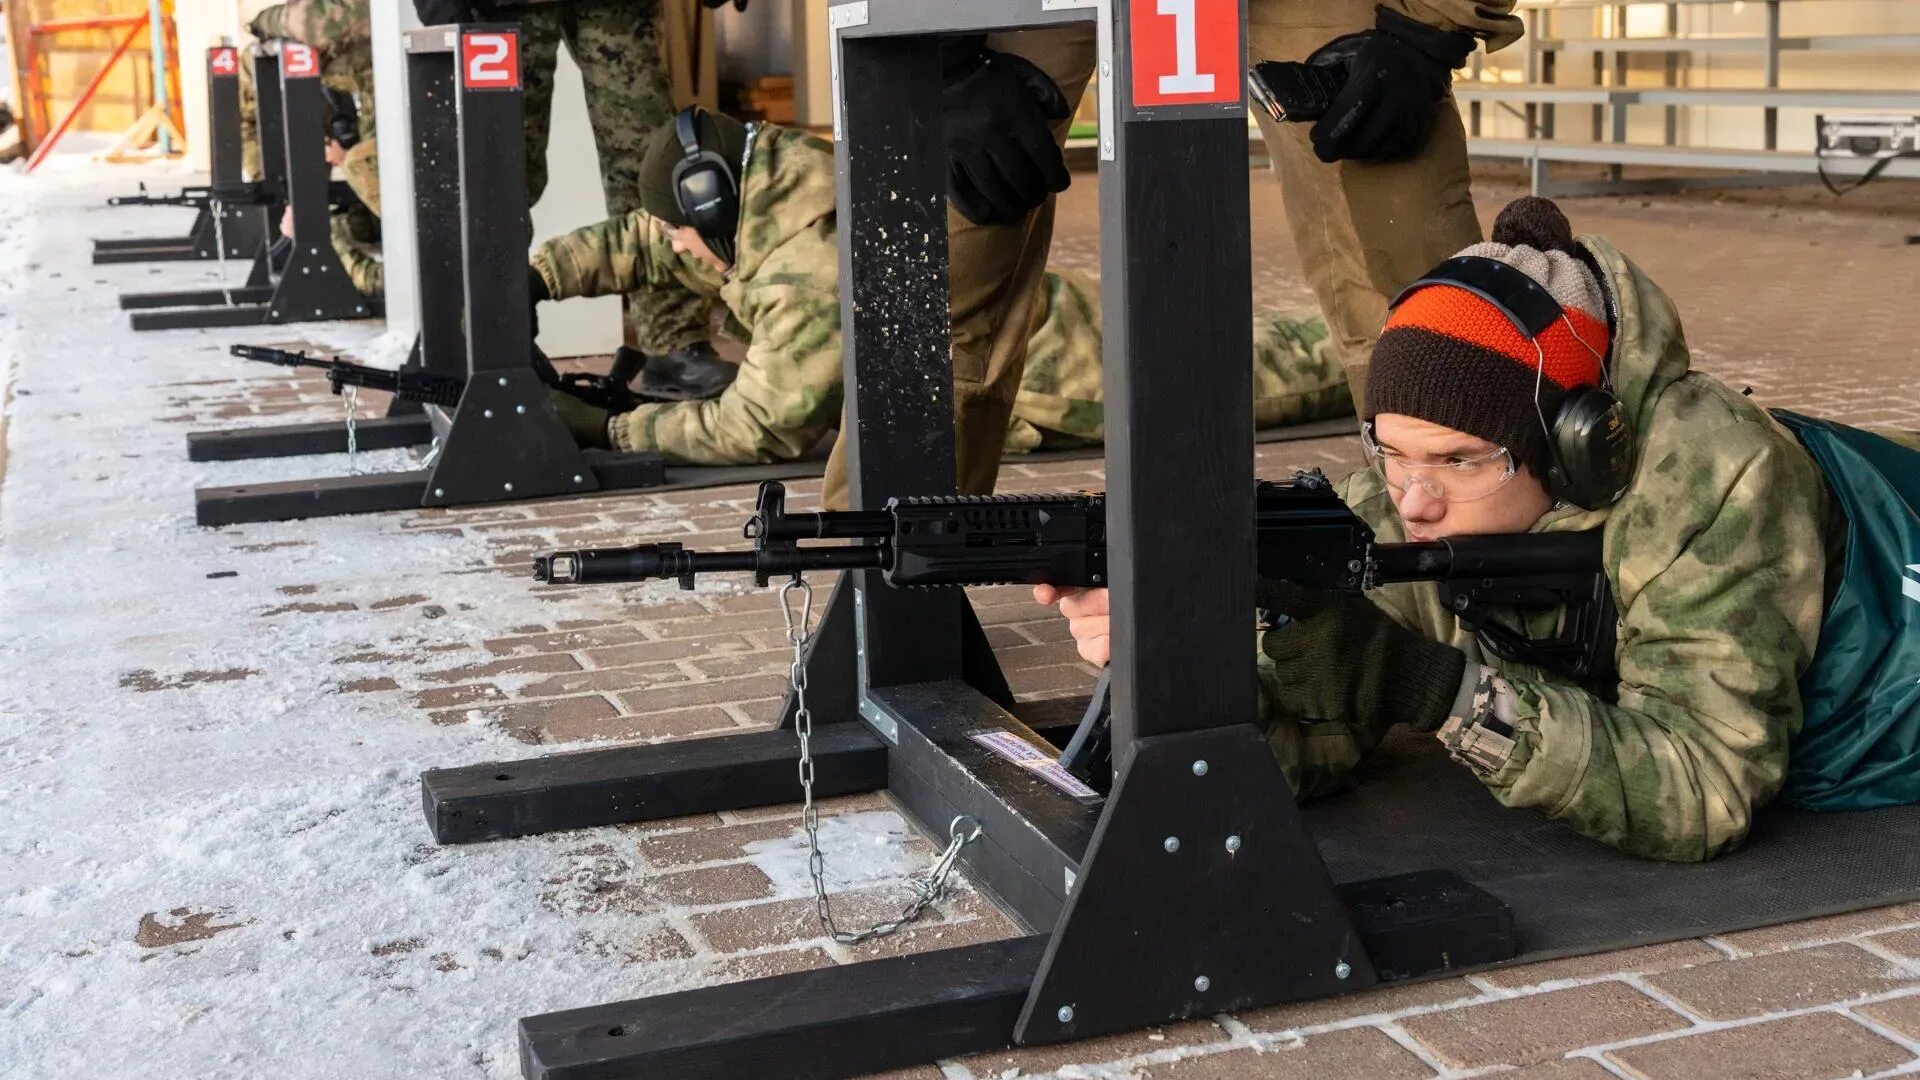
(1365, 196, 1611, 479)
(637, 108, 750, 229)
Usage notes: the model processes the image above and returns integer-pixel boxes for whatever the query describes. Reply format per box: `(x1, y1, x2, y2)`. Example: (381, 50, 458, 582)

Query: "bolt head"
(1162, 836, 1180, 854)
(1335, 962, 1352, 980)
(1193, 975, 1211, 992)
(1191, 760, 1209, 776)
(497, 376, 508, 386)
(503, 482, 514, 492)
(515, 405, 526, 415)
(432, 488, 444, 498)
(1056, 1005, 1074, 1024)
(1225, 835, 1241, 853)
(483, 409, 494, 419)
(572, 474, 584, 484)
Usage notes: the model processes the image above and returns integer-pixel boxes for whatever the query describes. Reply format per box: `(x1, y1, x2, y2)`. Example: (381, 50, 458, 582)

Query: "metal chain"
(780, 575, 982, 945)
(210, 198, 234, 307)
(342, 384, 359, 474)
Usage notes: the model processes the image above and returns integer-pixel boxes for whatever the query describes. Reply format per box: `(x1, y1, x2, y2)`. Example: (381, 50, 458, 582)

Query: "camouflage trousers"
(1004, 269, 1354, 452)
(519, 0, 710, 355)
(330, 208, 383, 298)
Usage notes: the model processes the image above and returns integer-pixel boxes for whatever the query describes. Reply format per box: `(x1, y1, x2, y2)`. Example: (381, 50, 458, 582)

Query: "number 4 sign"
(462, 31, 520, 90)
(209, 47, 238, 78)
(1129, 0, 1242, 108)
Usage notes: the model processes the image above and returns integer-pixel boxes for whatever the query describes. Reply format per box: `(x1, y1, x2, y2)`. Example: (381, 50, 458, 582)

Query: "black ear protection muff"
(671, 106, 741, 267)
(1389, 255, 1634, 510)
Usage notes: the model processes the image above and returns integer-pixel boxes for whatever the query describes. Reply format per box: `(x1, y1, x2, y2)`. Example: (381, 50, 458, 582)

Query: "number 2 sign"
(461, 31, 520, 90)
(1129, 0, 1242, 109)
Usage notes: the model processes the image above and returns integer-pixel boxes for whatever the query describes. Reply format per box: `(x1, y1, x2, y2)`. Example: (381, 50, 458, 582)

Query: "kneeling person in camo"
(532, 108, 1354, 464)
(1040, 196, 1920, 862)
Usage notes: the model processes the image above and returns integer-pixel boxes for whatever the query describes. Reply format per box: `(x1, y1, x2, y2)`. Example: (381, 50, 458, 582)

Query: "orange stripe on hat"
(1386, 284, 1609, 392)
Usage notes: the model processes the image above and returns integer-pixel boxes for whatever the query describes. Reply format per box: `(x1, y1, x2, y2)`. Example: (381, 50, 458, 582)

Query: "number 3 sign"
(1129, 0, 1242, 108)
(281, 42, 319, 78)
(462, 31, 520, 90)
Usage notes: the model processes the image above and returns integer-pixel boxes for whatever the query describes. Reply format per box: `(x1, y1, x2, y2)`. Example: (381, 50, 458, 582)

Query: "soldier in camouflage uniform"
(246, 0, 383, 296)
(513, 0, 712, 361)
(1041, 197, 1847, 862)
(531, 116, 1353, 464)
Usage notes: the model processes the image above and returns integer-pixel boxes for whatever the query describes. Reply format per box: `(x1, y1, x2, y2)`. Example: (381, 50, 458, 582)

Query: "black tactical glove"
(413, 0, 478, 27)
(1256, 579, 1466, 736)
(549, 389, 613, 450)
(1309, 5, 1474, 164)
(942, 44, 1072, 226)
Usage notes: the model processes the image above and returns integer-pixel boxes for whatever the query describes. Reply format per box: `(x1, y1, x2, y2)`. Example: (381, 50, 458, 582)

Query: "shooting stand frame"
(191, 26, 672, 528)
(119, 46, 374, 332)
(92, 46, 268, 266)
(418, 3, 1516, 1077)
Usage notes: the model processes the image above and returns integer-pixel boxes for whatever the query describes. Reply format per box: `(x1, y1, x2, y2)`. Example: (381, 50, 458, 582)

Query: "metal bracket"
(1042, 0, 1115, 160)
(828, 2, 871, 141)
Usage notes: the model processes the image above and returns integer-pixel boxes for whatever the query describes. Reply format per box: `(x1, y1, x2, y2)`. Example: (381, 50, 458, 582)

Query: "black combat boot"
(637, 341, 737, 401)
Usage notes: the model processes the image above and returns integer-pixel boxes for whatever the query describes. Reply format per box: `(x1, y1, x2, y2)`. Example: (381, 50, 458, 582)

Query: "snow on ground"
(0, 165, 928, 1079)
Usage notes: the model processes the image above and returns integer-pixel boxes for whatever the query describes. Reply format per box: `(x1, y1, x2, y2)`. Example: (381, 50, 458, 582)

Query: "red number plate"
(1129, 0, 1242, 108)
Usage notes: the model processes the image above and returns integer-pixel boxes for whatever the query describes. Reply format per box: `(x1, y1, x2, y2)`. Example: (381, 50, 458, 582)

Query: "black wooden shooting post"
(92, 45, 268, 266)
(118, 44, 373, 332)
(191, 25, 671, 528)
(181, 30, 477, 467)
(415, 2, 1516, 1077)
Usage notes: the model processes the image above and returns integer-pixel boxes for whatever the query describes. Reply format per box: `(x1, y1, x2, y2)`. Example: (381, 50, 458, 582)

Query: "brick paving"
(49, 169, 1920, 1078)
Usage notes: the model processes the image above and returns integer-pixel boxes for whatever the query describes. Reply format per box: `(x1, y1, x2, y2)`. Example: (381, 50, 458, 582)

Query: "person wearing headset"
(529, 107, 1356, 463)
(1039, 196, 1920, 862)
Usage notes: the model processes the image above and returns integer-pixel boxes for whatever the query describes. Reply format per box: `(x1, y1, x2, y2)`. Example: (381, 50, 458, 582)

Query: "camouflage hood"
(1522, 233, 1696, 538)
(726, 124, 837, 284)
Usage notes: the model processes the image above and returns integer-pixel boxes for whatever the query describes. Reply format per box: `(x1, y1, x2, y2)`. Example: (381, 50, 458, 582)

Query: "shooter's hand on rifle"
(1034, 584, 1110, 666)
(1254, 578, 1464, 734)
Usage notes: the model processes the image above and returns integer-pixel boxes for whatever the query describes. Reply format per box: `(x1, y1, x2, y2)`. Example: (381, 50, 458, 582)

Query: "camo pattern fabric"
(1258, 234, 1832, 862)
(329, 210, 383, 297)
(533, 124, 842, 464)
(242, 2, 376, 181)
(1005, 268, 1355, 451)
(517, 1, 708, 353)
(340, 136, 380, 216)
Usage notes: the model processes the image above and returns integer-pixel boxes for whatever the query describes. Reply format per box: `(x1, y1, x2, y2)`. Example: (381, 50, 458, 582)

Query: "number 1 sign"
(1129, 0, 1242, 109)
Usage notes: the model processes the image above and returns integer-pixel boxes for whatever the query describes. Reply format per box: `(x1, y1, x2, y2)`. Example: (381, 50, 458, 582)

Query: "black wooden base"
(186, 415, 435, 462)
(92, 239, 200, 264)
(120, 284, 274, 310)
(423, 725, 889, 844)
(192, 450, 669, 527)
(131, 304, 276, 331)
(519, 936, 1050, 1080)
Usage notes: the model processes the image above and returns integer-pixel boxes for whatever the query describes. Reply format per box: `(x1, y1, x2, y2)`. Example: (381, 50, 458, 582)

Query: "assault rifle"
(231, 343, 652, 412)
(532, 475, 1617, 789)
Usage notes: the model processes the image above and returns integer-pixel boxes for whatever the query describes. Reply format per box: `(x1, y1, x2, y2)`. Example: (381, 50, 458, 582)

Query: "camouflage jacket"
(1291, 235, 1832, 862)
(1008, 268, 1353, 451)
(533, 123, 843, 463)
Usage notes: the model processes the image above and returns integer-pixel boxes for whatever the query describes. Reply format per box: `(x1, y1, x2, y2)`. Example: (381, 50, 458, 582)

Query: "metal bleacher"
(1457, 0, 1920, 195)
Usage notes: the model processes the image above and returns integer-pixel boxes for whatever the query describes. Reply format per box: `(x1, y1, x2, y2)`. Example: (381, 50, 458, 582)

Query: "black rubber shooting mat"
(1303, 730, 1920, 964)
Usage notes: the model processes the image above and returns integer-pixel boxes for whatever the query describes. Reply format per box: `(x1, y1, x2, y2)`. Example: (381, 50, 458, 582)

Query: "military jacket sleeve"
(251, 0, 370, 50)
(532, 211, 687, 301)
(607, 229, 844, 465)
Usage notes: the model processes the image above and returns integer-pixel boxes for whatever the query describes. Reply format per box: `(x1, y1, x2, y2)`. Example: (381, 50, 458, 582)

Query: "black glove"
(701, 0, 749, 9)
(549, 389, 613, 450)
(413, 0, 478, 26)
(942, 45, 1072, 226)
(1309, 5, 1474, 164)
(1256, 579, 1466, 735)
